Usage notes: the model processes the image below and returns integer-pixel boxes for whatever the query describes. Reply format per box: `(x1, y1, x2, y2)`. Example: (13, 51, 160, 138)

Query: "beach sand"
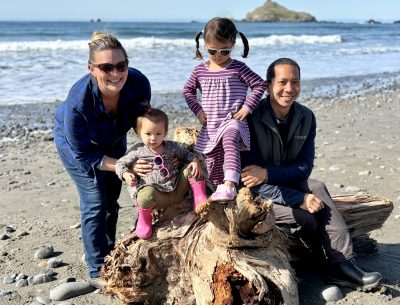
(0, 86, 400, 305)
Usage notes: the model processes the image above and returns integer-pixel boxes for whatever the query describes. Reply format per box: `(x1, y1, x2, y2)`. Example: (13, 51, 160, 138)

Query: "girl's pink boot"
(136, 207, 153, 239)
(189, 178, 208, 210)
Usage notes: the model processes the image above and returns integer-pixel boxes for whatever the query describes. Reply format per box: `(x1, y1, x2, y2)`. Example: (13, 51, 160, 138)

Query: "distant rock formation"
(394, 20, 400, 24)
(366, 19, 381, 24)
(244, 0, 317, 22)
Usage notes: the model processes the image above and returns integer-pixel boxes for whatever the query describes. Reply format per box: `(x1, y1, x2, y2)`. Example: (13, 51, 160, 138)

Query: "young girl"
(115, 108, 208, 239)
(183, 17, 266, 201)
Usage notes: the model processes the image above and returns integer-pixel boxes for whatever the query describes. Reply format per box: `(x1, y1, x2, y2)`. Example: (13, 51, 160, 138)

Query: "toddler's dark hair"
(135, 108, 169, 135)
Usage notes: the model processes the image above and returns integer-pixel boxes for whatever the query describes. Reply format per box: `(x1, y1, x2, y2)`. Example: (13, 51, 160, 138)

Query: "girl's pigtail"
(238, 32, 249, 58)
(194, 31, 203, 60)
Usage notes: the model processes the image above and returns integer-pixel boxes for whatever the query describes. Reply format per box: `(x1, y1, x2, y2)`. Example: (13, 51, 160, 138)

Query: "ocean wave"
(0, 34, 342, 52)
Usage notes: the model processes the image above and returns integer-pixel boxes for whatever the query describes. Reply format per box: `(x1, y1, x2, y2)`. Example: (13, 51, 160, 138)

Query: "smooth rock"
(69, 222, 81, 229)
(48, 257, 63, 268)
(59, 302, 74, 305)
(0, 234, 10, 240)
(58, 277, 76, 284)
(15, 273, 26, 281)
(36, 295, 52, 304)
(320, 285, 343, 301)
(0, 251, 8, 256)
(16, 279, 28, 288)
(30, 301, 44, 305)
(358, 170, 371, 176)
(345, 186, 361, 193)
(4, 226, 15, 233)
(3, 275, 14, 284)
(329, 165, 341, 171)
(49, 282, 95, 301)
(0, 289, 12, 297)
(16, 230, 29, 237)
(34, 245, 54, 259)
(38, 260, 48, 268)
(31, 273, 54, 285)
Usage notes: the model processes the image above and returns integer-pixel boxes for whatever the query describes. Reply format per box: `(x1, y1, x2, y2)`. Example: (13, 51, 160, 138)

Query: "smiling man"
(240, 58, 382, 291)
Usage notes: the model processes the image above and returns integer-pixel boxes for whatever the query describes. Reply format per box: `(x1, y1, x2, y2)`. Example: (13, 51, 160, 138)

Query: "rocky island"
(244, 0, 317, 22)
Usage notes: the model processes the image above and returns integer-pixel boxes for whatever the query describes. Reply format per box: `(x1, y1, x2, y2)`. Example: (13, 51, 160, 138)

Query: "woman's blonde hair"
(88, 32, 128, 64)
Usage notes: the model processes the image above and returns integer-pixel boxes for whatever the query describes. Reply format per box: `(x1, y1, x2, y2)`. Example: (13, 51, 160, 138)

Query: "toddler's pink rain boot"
(189, 177, 208, 210)
(136, 207, 153, 239)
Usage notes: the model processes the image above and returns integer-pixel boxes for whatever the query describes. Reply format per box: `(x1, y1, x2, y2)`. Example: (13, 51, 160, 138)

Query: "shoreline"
(0, 78, 400, 305)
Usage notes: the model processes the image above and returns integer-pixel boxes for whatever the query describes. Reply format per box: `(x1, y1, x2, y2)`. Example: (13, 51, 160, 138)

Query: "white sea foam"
(0, 35, 342, 53)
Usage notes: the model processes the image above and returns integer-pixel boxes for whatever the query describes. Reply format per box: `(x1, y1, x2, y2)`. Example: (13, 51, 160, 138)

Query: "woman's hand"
(132, 159, 153, 178)
(198, 111, 207, 126)
(188, 159, 203, 179)
(241, 165, 268, 188)
(122, 172, 137, 187)
(233, 108, 250, 121)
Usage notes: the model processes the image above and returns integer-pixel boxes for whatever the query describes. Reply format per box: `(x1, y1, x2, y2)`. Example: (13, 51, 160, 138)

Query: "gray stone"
(47, 257, 63, 268)
(345, 186, 361, 193)
(36, 295, 52, 304)
(320, 285, 343, 301)
(3, 275, 14, 284)
(15, 273, 26, 281)
(4, 226, 15, 233)
(34, 245, 54, 259)
(16, 279, 28, 288)
(358, 170, 371, 176)
(0, 250, 8, 256)
(58, 302, 74, 305)
(31, 273, 54, 285)
(0, 234, 9, 240)
(0, 289, 12, 297)
(49, 282, 95, 301)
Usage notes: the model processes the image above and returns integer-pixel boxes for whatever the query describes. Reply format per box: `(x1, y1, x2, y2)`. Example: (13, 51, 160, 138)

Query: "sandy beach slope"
(0, 86, 399, 305)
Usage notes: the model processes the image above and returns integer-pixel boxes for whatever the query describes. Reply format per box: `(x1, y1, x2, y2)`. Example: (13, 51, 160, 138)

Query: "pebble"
(36, 295, 52, 304)
(329, 165, 342, 171)
(320, 285, 343, 301)
(4, 226, 15, 233)
(31, 273, 54, 285)
(30, 301, 44, 305)
(58, 302, 74, 305)
(16, 279, 28, 287)
(394, 215, 400, 219)
(69, 222, 81, 229)
(396, 195, 400, 202)
(358, 170, 371, 176)
(345, 186, 361, 193)
(375, 175, 383, 179)
(0, 251, 8, 256)
(38, 260, 48, 268)
(34, 245, 54, 259)
(333, 183, 344, 188)
(49, 282, 95, 301)
(16, 230, 29, 237)
(47, 257, 63, 268)
(3, 275, 14, 284)
(0, 289, 12, 297)
(0, 234, 10, 240)
(58, 277, 76, 284)
(15, 273, 26, 281)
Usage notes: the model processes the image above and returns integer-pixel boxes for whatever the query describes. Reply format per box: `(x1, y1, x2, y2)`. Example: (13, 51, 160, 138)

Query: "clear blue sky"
(1, 0, 399, 22)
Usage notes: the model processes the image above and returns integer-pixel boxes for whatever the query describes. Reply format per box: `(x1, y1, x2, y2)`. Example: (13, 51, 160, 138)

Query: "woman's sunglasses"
(154, 155, 170, 178)
(91, 60, 128, 74)
(207, 48, 232, 56)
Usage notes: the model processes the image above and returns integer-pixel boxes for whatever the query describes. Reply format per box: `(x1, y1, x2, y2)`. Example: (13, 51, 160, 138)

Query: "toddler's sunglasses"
(91, 60, 128, 74)
(207, 48, 232, 56)
(154, 155, 170, 178)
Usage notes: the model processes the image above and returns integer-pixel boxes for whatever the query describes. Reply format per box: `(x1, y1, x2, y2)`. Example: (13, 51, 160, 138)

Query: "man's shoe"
(326, 259, 382, 291)
(89, 277, 107, 289)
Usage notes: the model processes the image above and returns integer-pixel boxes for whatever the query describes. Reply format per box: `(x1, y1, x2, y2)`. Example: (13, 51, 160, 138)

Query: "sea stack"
(244, 0, 317, 22)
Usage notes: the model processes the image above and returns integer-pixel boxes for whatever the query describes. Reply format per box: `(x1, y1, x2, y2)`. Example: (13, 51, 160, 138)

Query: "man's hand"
(233, 107, 250, 121)
(300, 193, 324, 213)
(122, 172, 137, 187)
(198, 111, 207, 126)
(241, 165, 268, 188)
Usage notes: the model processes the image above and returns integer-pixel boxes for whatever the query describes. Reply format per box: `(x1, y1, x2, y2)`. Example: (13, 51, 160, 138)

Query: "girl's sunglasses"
(154, 155, 170, 178)
(91, 60, 128, 74)
(207, 48, 232, 56)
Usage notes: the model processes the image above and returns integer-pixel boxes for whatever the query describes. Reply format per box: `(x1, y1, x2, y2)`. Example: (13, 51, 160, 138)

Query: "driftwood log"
(100, 127, 393, 305)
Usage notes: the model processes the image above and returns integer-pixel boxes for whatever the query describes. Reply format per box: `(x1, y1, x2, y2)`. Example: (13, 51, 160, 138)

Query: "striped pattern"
(183, 59, 266, 155)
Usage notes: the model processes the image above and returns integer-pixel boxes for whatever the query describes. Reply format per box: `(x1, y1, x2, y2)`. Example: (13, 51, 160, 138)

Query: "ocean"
(0, 21, 399, 106)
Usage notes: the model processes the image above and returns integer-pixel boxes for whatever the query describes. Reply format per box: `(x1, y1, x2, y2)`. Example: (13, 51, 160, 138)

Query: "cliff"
(244, 0, 317, 22)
